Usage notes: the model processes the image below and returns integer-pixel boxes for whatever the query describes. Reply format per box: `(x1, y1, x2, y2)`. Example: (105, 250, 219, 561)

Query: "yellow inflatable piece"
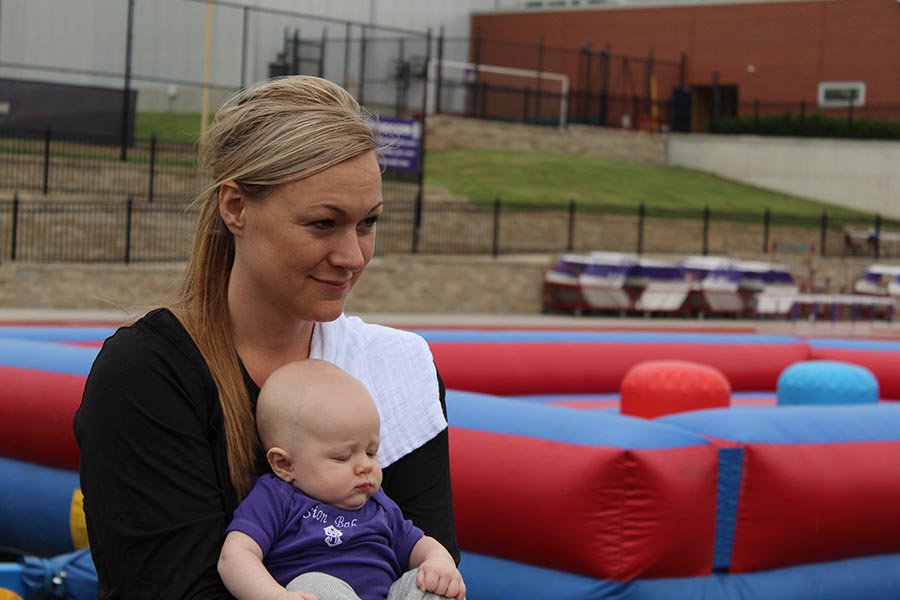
(0, 590, 25, 600)
(70, 488, 89, 550)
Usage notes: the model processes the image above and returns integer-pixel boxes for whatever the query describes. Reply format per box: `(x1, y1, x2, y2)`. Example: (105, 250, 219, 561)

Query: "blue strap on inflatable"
(20, 548, 97, 600)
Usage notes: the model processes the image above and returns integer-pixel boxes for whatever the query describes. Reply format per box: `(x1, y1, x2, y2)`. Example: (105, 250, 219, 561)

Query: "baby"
(218, 359, 465, 600)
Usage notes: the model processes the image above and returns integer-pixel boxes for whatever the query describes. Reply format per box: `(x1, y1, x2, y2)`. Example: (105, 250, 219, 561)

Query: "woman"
(74, 76, 459, 599)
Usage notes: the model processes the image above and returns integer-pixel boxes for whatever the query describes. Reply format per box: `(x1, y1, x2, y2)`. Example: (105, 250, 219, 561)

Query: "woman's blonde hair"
(171, 76, 378, 499)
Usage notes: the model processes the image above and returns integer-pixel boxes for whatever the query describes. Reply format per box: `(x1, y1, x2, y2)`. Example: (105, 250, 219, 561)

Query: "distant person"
(219, 360, 466, 600)
(75, 75, 459, 598)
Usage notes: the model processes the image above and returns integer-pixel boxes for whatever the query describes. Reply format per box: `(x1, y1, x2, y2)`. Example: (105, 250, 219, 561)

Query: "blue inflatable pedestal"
(777, 360, 879, 406)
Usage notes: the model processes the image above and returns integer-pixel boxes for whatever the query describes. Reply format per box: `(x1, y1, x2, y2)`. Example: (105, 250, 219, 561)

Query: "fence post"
(523, 87, 531, 124)
(567, 199, 576, 251)
(874, 214, 882, 259)
(358, 25, 368, 105)
(847, 100, 854, 135)
(43, 127, 51, 195)
(395, 37, 406, 116)
(10, 192, 19, 262)
(536, 35, 544, 123)
(637, 202, 645, 255)
(800, 100, 807, 135)
(580, 44, 592, 122)
(342, 22, 352, 90)
(600, 46, 611, 126)
(702, 206, 710, 255)
(492, 197, 501, 257)
(435, 26, 445, 114)
(124, 197, 133, 264)
(120, 0, 135, 162)
(318, 28, 327, 78)
(470, 27, 482, 118)
(753, 99, 760, 133)
(412, 28, 431, 255)
(148, 135, 157, 203)
(240, 6, 250, 87)
(819, 211, 827, 256)
(412, 190, 422, 254)
(762, 208, 770, 253)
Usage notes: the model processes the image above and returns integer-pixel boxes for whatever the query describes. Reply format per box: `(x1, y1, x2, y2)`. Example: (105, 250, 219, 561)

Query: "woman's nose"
(330, 229, 367, 272)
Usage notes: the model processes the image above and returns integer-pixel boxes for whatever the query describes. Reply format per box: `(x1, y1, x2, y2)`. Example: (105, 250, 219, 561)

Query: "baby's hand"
(416, 556, 466, 600)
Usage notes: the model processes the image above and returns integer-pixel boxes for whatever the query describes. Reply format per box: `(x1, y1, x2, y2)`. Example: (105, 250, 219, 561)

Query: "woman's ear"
(266, 447, 295, 484)
(218, 180, 245, 236)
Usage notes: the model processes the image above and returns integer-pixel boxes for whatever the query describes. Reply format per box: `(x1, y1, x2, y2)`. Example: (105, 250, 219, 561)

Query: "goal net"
(427, 59, 569, 129)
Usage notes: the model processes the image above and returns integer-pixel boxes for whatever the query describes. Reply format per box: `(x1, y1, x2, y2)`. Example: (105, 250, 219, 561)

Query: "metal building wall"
(0, 0, 495, 112)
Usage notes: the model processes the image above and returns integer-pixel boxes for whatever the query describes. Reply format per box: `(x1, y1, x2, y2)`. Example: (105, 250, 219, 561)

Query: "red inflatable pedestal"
(620, 360, 731, 419)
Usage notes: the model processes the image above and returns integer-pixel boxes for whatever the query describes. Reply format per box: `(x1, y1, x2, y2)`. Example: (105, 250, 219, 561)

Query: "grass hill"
(423, 147, 874, 221)
(135, 112, 876, 222)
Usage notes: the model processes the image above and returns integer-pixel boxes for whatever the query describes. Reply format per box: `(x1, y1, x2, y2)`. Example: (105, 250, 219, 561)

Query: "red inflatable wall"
(0, 366, 84, 470)
(449, 428, 718, 581)
(431, 341, 810, 395)
(730, 440, 900, 573)
(809, 347, 900, 400)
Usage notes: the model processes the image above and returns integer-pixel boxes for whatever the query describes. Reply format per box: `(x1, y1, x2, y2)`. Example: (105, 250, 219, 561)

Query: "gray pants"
(286, 569, 451, 600)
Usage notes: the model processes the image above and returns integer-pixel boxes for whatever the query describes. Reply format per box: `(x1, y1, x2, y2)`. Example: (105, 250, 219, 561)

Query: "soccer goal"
(426, 59, 569, 130)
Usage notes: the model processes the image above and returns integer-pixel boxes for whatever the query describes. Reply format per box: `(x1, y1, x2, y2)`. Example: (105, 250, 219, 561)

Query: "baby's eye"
(366, 451, 377, 458)
(333, 455, 351, 462)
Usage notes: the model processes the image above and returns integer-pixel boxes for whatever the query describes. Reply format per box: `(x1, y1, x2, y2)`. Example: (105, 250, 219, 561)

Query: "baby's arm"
(218, 530, 318, 600)
(408, 535, 466, 600)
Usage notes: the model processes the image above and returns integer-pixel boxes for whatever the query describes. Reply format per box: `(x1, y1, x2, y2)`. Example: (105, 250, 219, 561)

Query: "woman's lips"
(312, 276, 352, 292)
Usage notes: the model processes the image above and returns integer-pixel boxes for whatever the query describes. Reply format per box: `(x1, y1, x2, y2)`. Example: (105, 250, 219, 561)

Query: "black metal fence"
(0, 196, 195, 263)
(709, 100, 900, 140)
(0, 127, 202, 202)
(2, 192, 896, 264)
(417, 200, 900, 259)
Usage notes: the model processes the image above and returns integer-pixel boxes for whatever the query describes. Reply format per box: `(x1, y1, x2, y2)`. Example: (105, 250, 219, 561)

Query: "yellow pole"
(200, 0, 214, 142)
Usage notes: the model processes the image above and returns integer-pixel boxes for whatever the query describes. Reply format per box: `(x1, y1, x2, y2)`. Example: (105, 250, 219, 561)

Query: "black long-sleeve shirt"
(74, 308, 458, 599)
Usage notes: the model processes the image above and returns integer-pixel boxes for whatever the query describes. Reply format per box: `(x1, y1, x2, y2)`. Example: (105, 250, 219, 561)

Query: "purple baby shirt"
(226, 474, 424, 600)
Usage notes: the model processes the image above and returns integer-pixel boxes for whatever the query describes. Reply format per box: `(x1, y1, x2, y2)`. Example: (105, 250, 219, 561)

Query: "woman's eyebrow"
(315, 201, 384, 217)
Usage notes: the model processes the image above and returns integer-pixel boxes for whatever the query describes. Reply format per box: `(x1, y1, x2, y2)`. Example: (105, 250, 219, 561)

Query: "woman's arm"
(380, 366, 461, 563)
(74, 319, 235, 599)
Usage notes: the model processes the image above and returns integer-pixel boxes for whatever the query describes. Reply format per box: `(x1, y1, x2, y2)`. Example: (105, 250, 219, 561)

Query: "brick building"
(468, 0, 900, 131)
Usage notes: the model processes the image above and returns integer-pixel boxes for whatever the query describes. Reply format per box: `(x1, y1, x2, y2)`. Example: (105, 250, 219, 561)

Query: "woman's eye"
(311, 220, 335, 230)
(359, 216, 379, 230)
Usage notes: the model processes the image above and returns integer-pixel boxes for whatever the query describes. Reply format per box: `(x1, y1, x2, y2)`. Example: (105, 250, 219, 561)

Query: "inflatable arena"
(2, 323, 900, 599)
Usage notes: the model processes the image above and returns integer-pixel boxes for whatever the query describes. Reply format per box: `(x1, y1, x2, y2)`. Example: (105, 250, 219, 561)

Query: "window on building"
(817, 81, 866, 108)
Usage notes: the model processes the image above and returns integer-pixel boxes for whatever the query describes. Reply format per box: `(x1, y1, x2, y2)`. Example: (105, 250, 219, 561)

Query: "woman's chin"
(303, 298, 351, 323)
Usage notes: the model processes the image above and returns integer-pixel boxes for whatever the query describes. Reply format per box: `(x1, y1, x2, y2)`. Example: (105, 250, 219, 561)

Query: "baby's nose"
(356, 456, 373, 473)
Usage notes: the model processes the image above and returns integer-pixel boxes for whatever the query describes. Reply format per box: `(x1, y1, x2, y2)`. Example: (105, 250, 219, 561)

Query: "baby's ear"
(266, 447, 294, 483)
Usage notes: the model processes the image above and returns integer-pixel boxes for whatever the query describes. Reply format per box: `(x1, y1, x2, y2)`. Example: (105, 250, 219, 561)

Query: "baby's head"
(257, 359, 382, 510)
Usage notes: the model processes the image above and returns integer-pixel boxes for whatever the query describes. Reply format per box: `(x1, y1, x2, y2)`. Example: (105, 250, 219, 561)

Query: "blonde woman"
(74, 76, 458, 599)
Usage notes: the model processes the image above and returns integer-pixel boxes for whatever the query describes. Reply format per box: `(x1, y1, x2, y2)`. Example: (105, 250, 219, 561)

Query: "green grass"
(131, 113, 879, 223)
(135, 112, 211, 145)
(424, 147, 875, 221)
